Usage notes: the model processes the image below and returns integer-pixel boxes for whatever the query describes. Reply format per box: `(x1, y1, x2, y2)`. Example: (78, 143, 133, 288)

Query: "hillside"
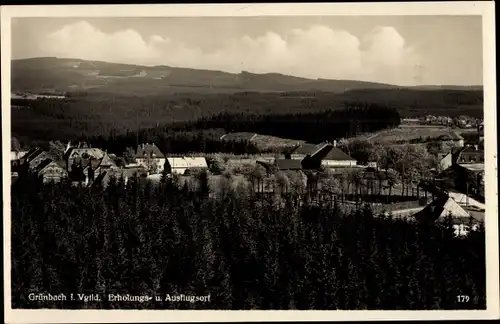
(10, 57, 484, 150)
(12, 57, 406, 95)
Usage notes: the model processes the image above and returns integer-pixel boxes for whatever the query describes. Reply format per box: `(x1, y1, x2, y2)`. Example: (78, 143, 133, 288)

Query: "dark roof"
(135, 144, 165, 158)
(414, 196, 450, 224)
(23, 148, 44, 162)
(290, 142, 355, 161)
(324, 147, 356, 161)
(275, 159, 303, 170)
(414, 196, 474, 225)
(291, 143, 319, 155)
(99, 153, 116, 168)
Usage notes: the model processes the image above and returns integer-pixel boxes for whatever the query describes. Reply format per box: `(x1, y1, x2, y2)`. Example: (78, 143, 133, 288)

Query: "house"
(64, 142, 105, 172)
(322, 146, 358, 168)
(165, 157, 208, 175)
(413, 196, 481, 236)
(135, 143, 166, 174)
(286, 141, 357, 168)
(437, 131, 464, 148)
(436, 162, 484, 202)
(67, 151, 118, 184)
(439, 146, 484, 171)
(33, 158, 68, 183)
(21, 149, 54, 171)
(456, 146, 484, 164)
(414, 196, 470, 223)
(439, 147, 464, 171)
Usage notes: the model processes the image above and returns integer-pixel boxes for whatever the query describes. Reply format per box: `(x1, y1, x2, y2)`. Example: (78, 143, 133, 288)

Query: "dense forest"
(188, 105, 400, 143)
(11, 84, 483, 148)
(12, 94, 401, 155)
(11, 173, 486, 310)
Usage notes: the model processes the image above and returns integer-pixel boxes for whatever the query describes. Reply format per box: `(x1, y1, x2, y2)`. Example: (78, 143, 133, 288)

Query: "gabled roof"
(23, 148, 44, 162)
(414, 196, 470, 224)
(290, 143, 318, 155)
(37, 159, 67, 175)
(65, 147, 105, 160)
(99, 152, 116, 168)
(28, 151, 53, 169)
(32, 158, 53, 174)
(136, 143, 165, 158)
(324, 147, 356, 161)
(289, 142, 355, 161)
(275, 159, 303, 170)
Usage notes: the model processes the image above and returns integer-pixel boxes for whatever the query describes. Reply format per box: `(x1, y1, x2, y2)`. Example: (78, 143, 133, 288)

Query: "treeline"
(11, 174, 486, 310)
(12, 95, 400, 155)
(89, 106, 399, 155)
(188, 105, 400, 143)
(88, 129, 265, 158)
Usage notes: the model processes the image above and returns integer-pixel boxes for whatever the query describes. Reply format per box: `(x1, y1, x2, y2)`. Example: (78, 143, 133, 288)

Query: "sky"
(11, 16, 483, 86)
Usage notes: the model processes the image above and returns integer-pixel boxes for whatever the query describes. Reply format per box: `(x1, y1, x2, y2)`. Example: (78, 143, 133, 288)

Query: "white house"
(166, 157, 208, 175)
(288, 141, 357, 168)
(321, 147, 358, 167)
(135, 143, 166, 174)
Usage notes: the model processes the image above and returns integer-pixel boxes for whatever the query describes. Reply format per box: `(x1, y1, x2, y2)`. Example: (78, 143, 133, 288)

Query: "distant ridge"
(11, 57, 483, 95)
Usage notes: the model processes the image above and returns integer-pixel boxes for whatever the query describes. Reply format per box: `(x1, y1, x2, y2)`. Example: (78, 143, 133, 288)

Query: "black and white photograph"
(2, 2, 498, 323)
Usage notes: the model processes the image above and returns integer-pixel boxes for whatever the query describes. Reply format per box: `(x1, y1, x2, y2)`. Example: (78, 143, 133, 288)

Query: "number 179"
(457, 295, 470, 302)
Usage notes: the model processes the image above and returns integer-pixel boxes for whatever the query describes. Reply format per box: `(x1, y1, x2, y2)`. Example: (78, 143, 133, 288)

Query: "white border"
(2, 2, 498, 323)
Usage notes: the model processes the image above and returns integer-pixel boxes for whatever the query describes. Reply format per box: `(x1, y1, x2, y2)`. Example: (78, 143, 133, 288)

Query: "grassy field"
(358, 125, 478, 144)
(251, 134, 306, 151)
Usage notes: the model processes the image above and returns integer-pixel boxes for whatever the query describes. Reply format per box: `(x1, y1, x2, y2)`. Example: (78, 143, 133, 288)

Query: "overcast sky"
(11, 16, 483, 86)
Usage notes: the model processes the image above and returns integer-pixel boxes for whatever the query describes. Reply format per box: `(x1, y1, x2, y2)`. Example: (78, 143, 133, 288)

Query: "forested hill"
(11, 57, 482, 95)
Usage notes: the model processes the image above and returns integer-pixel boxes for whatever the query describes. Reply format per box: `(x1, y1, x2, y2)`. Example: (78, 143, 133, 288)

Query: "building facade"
(135, 143, 166, 174)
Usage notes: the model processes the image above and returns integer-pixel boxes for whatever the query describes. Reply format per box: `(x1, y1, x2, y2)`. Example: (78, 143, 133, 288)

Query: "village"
(10, 120, 485, 237)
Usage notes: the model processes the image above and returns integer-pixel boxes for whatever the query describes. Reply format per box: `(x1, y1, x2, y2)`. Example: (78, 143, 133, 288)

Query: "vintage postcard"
(2, 2, 498, 323)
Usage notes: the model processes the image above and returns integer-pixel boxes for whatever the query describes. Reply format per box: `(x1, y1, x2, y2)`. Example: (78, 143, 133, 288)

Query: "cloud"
(38, 20, 421, 85)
